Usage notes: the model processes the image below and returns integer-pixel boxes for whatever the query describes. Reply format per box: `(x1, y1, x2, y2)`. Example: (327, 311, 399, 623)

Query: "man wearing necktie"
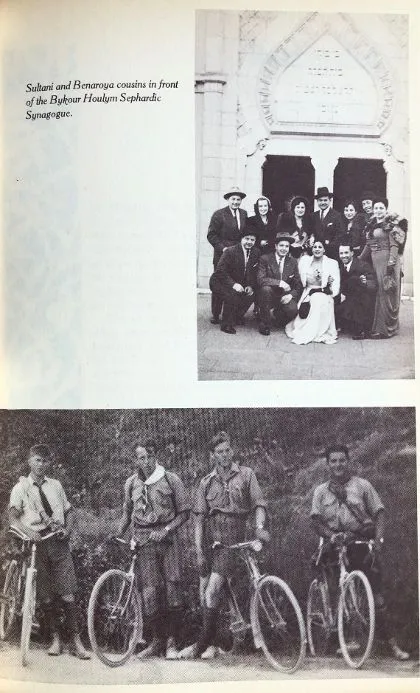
(9, 445, 90, 659)
(209, 228, 260, 334)
(336, 243, 377, 339)
(257, 233, 303, 336)
(207, 186, 248, 324)
(311, 186, 346, 260)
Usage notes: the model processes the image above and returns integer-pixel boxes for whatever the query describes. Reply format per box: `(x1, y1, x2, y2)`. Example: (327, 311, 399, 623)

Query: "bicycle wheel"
(307, 577, 331, 657)
(338, 569, 375, 669)
(251, 575, 306, 673)
(0, 560, 21, 640)
(21, 567, 36, 667)
(87, 569, 142, 667)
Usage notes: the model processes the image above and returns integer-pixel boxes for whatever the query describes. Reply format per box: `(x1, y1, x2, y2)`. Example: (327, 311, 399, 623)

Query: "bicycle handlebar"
(9, 526, 65, 543)
(212, 539, 263, 553)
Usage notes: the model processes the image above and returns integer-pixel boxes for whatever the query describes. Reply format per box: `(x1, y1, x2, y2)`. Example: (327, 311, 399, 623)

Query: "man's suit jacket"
(257, 253, 303, 300)
(207, 206, 248, 267)
(338, 256, 377, 331)
(312, 207, 346, 256)
(210, 243, 261, 293)
(340, 256, 377, 298)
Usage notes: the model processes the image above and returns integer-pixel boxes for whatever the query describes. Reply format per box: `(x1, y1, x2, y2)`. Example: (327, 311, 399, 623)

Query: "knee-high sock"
(195, 607, 218, 656)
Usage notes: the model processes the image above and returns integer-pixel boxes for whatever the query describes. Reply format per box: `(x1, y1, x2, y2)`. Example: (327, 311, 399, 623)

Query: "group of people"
(8, 439, 409, 663)
(207, 186, 407, 343)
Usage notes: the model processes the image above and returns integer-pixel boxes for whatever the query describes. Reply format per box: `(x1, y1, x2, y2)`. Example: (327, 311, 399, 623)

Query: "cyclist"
(310, 444, 409, 661)
(8, 444, 90, 659)
(116, 440, 190, 660)
(179, 431, 270, 659)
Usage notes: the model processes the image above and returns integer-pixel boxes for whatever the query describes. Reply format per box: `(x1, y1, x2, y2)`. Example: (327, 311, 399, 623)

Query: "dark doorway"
(333, 158, 387, 212)
(262, 155, 315, 218)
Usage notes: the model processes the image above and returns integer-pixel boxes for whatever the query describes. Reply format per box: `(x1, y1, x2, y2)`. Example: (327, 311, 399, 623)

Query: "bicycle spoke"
(88, 570, 141, 667)
(338, 571, 375, 669)
(253, 576, 305, 673)
(307, 579, 331, 656)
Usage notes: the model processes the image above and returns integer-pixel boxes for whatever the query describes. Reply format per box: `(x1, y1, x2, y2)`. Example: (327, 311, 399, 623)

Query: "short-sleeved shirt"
(124, 470, 190, 535)
(194, 463, 267, 517)
(9, 474, 71, 531)
(310, 476, 384, 533)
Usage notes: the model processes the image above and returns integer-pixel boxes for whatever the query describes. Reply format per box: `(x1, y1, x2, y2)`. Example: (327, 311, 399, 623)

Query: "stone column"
(310, 154, 339, 211)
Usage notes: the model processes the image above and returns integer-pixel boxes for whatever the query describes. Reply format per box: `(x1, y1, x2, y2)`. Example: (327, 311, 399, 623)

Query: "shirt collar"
(214, 461, 240, 481)
(28, 473, 50, 486)
(143, 463, 165, 486)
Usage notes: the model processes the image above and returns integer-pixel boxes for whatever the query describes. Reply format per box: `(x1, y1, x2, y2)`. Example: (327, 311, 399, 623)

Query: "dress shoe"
(370, 333, 390, 340)
(352, 332, 365, 340)
(69, 634, 91, 660)
(47, 633, 62, 656)
(259, 326, 270, 336)
(210, 317, 220, 325)
(220, 325, 236, 334)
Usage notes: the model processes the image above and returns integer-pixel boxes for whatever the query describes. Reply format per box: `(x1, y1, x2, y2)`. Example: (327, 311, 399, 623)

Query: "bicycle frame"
(314, 537, 374, 630)
(112, 538, 138, 618)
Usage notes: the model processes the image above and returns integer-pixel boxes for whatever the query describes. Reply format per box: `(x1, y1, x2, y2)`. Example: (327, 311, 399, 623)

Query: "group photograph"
(0, 407, 417, 684)
(195, 11, 413, 380)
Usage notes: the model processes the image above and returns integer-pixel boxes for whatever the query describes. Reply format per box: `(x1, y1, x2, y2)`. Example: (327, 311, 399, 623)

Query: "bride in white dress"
(285, 240, 340, 345)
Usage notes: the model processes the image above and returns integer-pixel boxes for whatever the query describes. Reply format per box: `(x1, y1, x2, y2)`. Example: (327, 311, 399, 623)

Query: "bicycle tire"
(251, 575, 306, 673)
(87, 569, 142, 667)
(338, 569, 375, 669)
(20, 567, 36, 667)
(307, 577, 331, 657)
(0, 560, 21, 640)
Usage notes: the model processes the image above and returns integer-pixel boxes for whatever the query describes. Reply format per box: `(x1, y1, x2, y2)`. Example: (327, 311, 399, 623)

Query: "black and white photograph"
(0, 408, 417, 684)
(196, 11, 414, 380)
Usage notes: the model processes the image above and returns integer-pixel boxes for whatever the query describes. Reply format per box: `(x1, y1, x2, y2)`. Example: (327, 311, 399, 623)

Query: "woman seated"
(276, 196, 311, 259)
(285, 240, 340, 345)
(247, 196, 277, 254)
(359, 197, 407, 339)
(342, 198, 367, 255)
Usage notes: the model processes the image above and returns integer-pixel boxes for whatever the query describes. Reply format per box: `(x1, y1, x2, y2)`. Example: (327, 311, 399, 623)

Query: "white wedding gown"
(285, 266, 337, 345)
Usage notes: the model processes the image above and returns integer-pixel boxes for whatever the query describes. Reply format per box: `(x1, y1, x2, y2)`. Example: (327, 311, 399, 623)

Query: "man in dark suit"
(257, 233, 303, 336)
(207, 187, 248, 324)
(312, 186, 346, 260)
(336, 243, 377, 339)
(209, 229, 260, 334)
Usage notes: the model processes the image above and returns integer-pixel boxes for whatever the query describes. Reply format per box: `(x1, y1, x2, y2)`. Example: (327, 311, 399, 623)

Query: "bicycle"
(306, 535, 375, 669)
(0, 525, 64, 666)
(212, 539, 306, 673)
(87, 537, 144, 667)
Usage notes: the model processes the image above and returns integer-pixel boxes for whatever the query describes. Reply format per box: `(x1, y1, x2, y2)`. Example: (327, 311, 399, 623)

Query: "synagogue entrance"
(262, 155, 315, 217)
(333, 158, 387, 211)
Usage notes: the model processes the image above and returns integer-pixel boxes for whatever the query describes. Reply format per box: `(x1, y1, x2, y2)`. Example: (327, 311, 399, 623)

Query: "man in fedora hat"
(256, 232, 303, 336)
(209, 228, 260, 334)
(312, 186, 346, 260)
(207, 186, 248, 324)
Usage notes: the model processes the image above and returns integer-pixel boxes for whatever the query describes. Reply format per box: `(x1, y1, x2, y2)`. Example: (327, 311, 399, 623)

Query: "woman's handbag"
(298, 302, 310, 319)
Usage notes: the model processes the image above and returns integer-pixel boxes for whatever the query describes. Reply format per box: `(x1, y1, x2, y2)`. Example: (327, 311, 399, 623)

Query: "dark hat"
(224, 186, 246, 200)
(275, 232, 295, 245)
(29, 444, 52, 459)
(315, 186, 333, 199)
(360, 190, 375, 201)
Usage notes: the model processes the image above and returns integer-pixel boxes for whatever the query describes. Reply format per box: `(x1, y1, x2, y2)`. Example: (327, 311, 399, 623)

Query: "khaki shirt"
(9, 474, 71, 531)
(194, 463, 266, 516)
(310, 476, 384, 533)
(124, 470, 190, 531)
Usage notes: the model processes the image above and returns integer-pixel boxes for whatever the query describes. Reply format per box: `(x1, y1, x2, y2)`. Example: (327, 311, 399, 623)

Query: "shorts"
(36, 537, 77, 602)
(208, 513, 247, 578)
(135, 535, 182, 607)
(317, 542, 383, 595)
